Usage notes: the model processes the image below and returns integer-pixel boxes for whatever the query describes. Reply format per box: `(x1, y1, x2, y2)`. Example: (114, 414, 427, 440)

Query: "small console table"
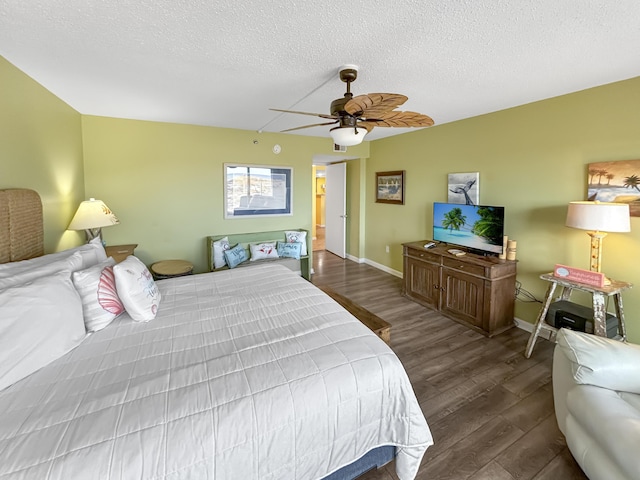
(524, 273, 632, 358)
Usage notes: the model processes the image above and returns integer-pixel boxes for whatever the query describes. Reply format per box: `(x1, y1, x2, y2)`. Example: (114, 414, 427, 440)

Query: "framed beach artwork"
(588, 159, 640, 216)
(448, 172, 479, 205)
(376, 171, 405, 205)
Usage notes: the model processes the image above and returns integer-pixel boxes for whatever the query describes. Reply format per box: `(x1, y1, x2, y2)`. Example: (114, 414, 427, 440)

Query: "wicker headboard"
(0, 189, 44, 263)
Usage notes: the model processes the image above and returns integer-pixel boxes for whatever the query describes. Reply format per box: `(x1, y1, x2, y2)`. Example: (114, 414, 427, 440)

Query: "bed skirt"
(321, 446, 395, 480)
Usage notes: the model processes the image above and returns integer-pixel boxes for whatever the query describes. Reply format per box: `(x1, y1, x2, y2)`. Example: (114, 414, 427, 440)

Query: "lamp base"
(587, 231, 607, 274)
(84, 228, 103, 244)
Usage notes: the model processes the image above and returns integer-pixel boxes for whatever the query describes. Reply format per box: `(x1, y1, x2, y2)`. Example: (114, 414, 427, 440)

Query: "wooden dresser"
(402, 241, 517, 337)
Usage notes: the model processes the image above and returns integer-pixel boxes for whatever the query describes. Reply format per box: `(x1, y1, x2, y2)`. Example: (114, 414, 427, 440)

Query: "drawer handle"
(115, 249, 129, 254)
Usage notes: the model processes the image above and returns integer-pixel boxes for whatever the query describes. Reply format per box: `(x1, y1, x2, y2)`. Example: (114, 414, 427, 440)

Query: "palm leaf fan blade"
(372, 111, 434, 128)
(344, 93, 408, 116)
(280, 120, 338, 133)
(269, 108, 337, 120)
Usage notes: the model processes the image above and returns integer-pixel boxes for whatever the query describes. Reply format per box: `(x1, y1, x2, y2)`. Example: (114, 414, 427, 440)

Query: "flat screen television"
(432, 202, 505, 256)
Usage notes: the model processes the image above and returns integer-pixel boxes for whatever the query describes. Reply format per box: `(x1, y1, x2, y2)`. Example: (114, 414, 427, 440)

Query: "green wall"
(4, 52, 640, 342)
(346, 158, 366, 259)
(0, 56, 85, 252)
(366, 76, 640, 340)
(81, 116, 369, 272)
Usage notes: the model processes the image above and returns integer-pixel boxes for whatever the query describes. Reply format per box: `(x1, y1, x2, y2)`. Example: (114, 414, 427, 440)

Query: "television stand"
(402, 240, 517, 337)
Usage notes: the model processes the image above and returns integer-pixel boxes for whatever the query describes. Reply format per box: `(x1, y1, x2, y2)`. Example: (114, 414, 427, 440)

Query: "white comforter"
(0, 264, 432, 479)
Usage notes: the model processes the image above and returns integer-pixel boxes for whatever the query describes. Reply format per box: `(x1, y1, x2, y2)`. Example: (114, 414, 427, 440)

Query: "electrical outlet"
(385, 245, 390, 253)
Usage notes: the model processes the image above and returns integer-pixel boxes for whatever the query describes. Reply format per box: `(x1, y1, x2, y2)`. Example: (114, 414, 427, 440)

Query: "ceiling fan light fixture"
(329, 126, 367, 147)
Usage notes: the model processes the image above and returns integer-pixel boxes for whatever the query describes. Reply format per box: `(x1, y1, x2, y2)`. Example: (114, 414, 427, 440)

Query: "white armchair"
(553, 328, 640, 480)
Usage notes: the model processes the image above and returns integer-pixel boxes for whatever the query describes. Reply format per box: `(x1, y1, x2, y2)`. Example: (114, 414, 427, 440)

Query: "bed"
(0, 189, 433, 479)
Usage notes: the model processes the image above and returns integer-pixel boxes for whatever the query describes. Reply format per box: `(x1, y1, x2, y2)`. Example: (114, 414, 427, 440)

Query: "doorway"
(311, 162, 347, 257)
(313, 166, 326, 252)
(324, 162, 346, 258)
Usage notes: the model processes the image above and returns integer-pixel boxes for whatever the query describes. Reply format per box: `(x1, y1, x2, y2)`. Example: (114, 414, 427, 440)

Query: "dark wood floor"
(311, 251, 587, 480)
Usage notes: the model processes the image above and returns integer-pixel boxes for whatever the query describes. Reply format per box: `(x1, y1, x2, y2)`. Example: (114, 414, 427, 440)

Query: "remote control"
(448, 249, 466, 256)
(424, 242, 436, 249)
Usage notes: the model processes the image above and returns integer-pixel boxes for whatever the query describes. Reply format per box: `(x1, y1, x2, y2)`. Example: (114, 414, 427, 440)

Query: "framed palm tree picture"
(376, 171, 405, 205)
(588, 159, 640, 216)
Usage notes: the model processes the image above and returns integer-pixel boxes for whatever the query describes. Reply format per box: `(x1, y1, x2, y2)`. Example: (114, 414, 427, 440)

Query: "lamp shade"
(566, 201, 630, 232)
(329, 126, 368, 147)
(68, 198, 119, 231)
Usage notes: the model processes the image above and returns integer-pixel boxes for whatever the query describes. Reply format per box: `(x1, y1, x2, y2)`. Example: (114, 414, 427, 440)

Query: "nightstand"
(105, 244, 137, 263)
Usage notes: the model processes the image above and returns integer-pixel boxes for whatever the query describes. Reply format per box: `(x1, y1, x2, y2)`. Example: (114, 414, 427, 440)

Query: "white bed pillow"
(212, 236, 230, 269)
(0, 270, 87, 391)
(249, 242, 279, 261)
(72, 257, 124, 332)
(114, 256, 161, 322)
(285, 230, 308, 256)
(0, 237, 107, 279)
(0, 251, 84, 290)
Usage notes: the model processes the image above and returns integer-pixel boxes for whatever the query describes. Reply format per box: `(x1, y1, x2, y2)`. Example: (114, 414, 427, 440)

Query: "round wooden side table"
(150, 260, 194, 280)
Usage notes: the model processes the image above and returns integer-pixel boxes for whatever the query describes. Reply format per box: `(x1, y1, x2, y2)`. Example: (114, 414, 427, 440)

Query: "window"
(224, 164, 293, 218)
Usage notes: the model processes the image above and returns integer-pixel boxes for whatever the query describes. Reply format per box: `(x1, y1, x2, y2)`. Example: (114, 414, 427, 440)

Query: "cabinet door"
(406, 257, 440, 309)
(441, 268, 485, 327)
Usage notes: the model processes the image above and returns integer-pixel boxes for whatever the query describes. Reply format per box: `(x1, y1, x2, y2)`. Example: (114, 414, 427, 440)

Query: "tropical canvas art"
(448, 172, 479, 205)
(588, 159, 640, 216)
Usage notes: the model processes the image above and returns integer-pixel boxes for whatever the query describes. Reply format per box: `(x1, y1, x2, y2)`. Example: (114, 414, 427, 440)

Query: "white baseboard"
(345, 253, 364, 264)
(514, 316, 534, 332)
(362, 258, 402, 278)
(514, 316, 553, 340)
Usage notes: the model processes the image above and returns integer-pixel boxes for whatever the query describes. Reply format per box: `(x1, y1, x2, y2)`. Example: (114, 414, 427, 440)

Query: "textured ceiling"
(2, 0, 640, 142)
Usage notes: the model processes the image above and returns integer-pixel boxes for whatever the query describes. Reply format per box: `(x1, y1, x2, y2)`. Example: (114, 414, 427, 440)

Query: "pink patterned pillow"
(72, 257, 124, 332)
(99, 266, 124, 314)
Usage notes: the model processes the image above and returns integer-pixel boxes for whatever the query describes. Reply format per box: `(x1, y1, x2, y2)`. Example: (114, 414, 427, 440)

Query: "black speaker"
(546, 300, 618, 338)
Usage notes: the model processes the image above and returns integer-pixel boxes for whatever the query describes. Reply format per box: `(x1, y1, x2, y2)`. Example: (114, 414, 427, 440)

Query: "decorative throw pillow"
(224, 244, 248, 269)
(0, 270, 86, 391)
(284, 230, 308, 256)
(277, 241, 302, 260)
(72, 257, 124, 332)
(249, 242, 279, 261)
(113, 256, 161, 322)
(212, 236, 230, 269)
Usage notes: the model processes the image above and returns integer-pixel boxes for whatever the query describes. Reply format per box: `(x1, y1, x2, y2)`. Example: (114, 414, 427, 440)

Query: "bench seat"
(207, 229, 311, 281)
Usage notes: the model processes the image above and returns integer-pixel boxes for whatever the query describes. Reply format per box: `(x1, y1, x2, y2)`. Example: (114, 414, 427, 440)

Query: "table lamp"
(565, 201, 630, 273)
(68, 198, 119, 243)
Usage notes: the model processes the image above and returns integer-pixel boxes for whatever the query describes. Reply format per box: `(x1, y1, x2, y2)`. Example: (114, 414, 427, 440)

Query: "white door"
(325, 162, 347, 258)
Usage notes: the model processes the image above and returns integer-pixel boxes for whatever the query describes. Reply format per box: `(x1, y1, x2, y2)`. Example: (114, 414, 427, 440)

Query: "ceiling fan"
(270, 65, 434, 146)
